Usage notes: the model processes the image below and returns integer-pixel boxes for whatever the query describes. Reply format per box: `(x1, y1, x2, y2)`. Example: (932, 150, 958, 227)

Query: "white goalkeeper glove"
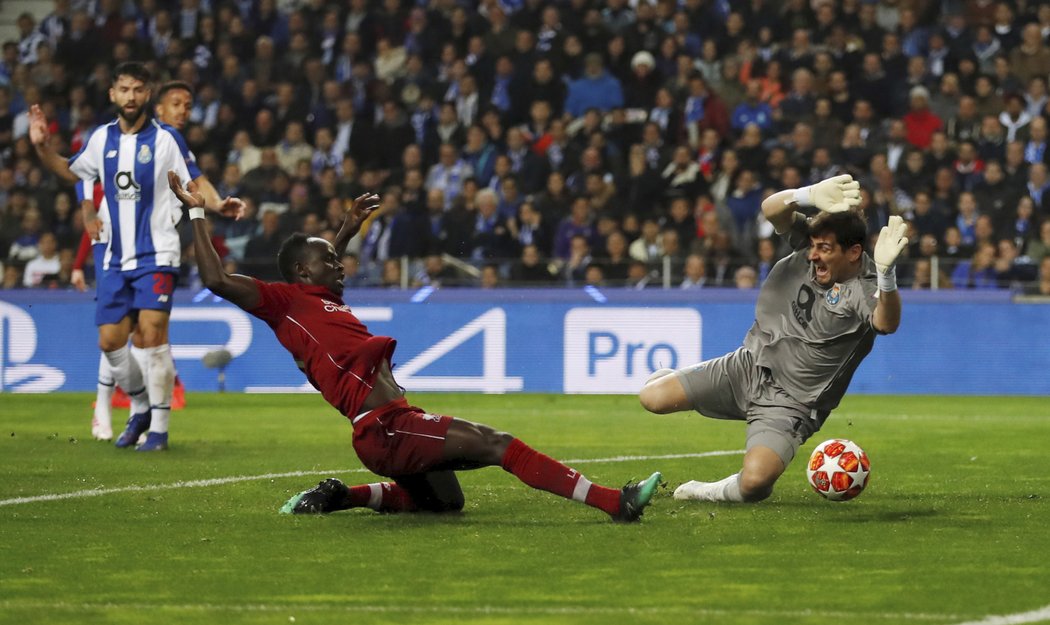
(793, 174, 861, 213)
(873, 215, 909, 291)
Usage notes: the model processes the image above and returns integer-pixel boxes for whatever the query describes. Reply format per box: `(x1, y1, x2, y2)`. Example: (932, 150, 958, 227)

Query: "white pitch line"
(0, 600, 966, 622)
(0, 449, 743, 508)
(947, 605, 1050, 625)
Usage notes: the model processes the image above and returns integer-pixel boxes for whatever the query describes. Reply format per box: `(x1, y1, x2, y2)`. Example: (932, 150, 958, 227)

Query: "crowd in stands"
(2, 0, 1050, 295)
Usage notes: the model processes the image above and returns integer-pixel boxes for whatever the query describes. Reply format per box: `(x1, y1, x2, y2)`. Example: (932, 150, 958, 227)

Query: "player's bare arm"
(762, 174, 862, 234)
(168, 171, 260, 310)
(193, 174, 247, 220)
(28, 104, 81, 185)
(81, 198, 103, 241)
(871, 216, 908, 334)
(333, 192, 381, 256)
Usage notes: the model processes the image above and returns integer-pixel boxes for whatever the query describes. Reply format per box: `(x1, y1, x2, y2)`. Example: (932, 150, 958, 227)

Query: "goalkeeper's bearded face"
(807, 234, 862, 286)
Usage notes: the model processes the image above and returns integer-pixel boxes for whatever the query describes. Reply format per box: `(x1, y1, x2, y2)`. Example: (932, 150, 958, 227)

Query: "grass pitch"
(1, 393, 1048, 625)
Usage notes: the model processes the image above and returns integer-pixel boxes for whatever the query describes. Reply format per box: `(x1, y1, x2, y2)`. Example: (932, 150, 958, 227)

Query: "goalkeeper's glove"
(873, 215, 909, 291)
(793, 174, 861, 213)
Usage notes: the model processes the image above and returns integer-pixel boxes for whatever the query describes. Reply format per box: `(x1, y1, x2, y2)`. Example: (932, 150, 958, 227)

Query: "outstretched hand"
(810, 174, 861, 214)
(217, 196, 247, 220)
(874, 215, 909, 274)
(167, 171, 205, 209)
(345, 192, 381, 226)
(28, 104, 50, 147)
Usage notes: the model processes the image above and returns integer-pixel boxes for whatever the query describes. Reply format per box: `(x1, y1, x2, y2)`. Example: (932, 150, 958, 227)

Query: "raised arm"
(29, 105, 80, 185)
(168, 171, 260, 310)
(871, 215, 907, 334)
(760, 189, 801, 235)
(192, 174, 247, 219)
(333, 192, 381, 257)
(761, 174, 862, 234)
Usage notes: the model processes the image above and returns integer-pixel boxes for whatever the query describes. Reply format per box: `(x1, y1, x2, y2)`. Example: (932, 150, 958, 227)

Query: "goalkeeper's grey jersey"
(743, 213, 880, 411)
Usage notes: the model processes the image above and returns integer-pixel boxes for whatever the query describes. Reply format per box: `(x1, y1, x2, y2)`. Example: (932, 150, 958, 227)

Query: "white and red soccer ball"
(807, 439, 870, 501)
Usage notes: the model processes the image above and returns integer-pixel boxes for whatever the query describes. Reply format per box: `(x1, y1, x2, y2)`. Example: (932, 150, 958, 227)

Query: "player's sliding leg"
(674, 446, 785, 503)
(443, 420, 661, 522)
(135, 311, 175, 452)
(92, 352, 115, 441)
(281, 475, 451, 514)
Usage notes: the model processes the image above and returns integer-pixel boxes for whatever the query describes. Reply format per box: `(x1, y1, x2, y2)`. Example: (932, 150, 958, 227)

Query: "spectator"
(558, 233, 591, 286)
(683, 73, 730, 144)
(902, 86, 942, 150)
(469, 189, 515, 262)
(601, 231, 631, 285)
(509, 244, 556, 285)
(628, 217, 663, 264)
(479, 263, 501, 289)
(998, 93, 1032, 143)
(564, 53, 623, 118)
(1027, 222, 1050, 266)
(1027, 163, 1050, 213)
(624, 51, 660, 110)
(426, 143, 474, 211)
(951, 241, 999, 289)
(1008, 24, 1050, 85)
(995, 237, 1038, 288)
(414, 254, 459, 288)
(553, 197, 597, 261)
(275, 121, 314, 175)
(380, 258, 403, 289)
(731, 80, 774, 136)
(2, 264, 22, 289)
(22, 232, 60, 287)
(1030, 256, 1050, 295)
(680, 253, 706, 289)
(733, 265, 758, 289)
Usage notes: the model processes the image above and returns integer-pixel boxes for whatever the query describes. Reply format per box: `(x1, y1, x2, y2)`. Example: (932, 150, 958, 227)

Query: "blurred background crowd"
(2, 0, 1050, 294)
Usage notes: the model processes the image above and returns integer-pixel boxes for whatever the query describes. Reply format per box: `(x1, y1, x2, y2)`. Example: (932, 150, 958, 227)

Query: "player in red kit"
(168, 171, 661, 522)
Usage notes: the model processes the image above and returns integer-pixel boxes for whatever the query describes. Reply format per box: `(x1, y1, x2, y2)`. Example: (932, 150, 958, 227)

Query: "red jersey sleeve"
(73, 231, 92, 271)
(246, 279, 297, 323)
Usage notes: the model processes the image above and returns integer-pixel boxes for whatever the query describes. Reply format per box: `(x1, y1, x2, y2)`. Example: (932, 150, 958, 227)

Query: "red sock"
(500, 438, 621, 516)
(347, 483, 418, 512)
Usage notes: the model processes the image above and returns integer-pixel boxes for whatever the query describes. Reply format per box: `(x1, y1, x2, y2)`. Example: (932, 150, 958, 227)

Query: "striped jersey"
(69, 118, 201, 272)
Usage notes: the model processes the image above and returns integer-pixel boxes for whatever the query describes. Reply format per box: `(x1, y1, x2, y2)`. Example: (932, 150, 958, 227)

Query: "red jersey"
(248, 279, 396, 419)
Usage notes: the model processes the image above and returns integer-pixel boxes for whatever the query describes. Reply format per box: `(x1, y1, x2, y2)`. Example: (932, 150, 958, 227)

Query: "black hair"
(808, 211, 867, 251)
(277, 233, 311, 282)
(112, 61, 152, 85)
(156, 80, 194, 102)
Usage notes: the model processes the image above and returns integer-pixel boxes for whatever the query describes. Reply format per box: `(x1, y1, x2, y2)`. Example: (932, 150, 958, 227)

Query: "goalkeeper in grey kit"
(639, 175, 908, 503)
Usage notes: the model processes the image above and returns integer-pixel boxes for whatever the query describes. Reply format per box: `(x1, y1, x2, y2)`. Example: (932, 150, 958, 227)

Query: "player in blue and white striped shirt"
(30, 62, 243, 451)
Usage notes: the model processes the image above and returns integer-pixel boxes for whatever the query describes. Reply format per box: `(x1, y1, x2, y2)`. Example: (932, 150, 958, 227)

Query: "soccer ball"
(806, 439, 870, 501)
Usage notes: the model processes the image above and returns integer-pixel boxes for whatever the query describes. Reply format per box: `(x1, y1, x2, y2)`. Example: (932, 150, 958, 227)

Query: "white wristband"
(189, 207, 206, 221)
(793, 186, 813, 207)
(876, 266, 897, 292)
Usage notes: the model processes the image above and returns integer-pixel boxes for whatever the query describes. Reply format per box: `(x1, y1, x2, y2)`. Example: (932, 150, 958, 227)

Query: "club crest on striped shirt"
(137, 144, 153, 164)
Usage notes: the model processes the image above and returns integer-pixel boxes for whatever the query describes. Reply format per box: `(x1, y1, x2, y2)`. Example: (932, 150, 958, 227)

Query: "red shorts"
(351, 398, 453, 477)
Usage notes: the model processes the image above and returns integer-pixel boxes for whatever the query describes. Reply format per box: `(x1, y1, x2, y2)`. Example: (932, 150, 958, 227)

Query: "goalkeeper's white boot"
(673, 480, 723, 502)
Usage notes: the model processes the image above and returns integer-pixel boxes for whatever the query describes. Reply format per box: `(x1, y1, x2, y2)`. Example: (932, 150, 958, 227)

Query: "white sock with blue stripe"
(144, 344, 175, 434)
(95, 352, 114, 429)
(103, 345, 149, 415)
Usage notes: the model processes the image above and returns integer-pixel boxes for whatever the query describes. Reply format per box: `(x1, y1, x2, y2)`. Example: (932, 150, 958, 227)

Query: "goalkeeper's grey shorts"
(674, 347, 828, 465)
